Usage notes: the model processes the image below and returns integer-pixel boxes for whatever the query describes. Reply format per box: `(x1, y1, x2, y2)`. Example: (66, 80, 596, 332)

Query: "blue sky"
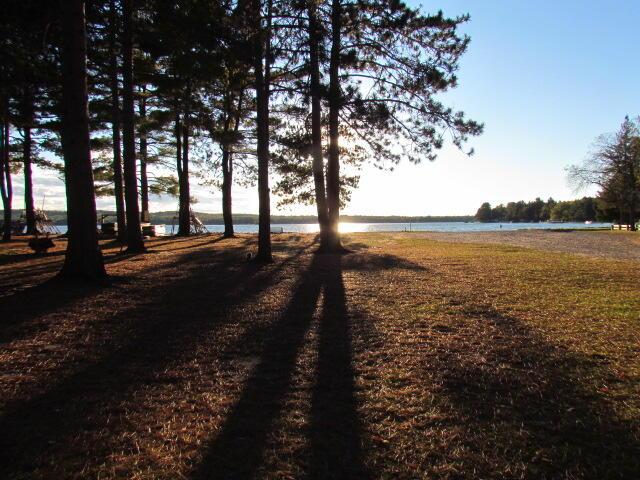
(344, 0, 640, 215)
(21, 0, 640, 216)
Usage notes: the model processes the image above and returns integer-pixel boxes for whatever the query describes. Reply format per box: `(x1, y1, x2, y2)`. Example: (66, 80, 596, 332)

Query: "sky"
(17, 0, 640, 216)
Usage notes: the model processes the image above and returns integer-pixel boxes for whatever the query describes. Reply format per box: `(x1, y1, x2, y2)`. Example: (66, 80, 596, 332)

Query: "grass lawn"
(0, 232, 638, 479)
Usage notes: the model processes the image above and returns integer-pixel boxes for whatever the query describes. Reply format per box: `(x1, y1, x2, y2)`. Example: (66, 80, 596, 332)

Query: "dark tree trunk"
(221, 148, 234, 237)
(22, 89, 36, 235)
(307, 0, 330, 249)
(220, 99, 233, 239)
(175, 112, 182, 232)
(139, 88, 150, 223)
(23, 125, 35, 234)
(121, 0, 145, 252)
(22, 88, 37, 235)
(174, 109, 191, 236)
(628, 167, 637, 231)
(254, 0, 272, 261)
(221, 90, 244, 239)
(177, 102, 190, 236)
(109, 0, 126, 240)
(178, 116, 190, 235)
(1, 112, 12, 242)
(618, 202, 623, 227)
(58, 0, 106, 279)
(326, 0, 343, 251)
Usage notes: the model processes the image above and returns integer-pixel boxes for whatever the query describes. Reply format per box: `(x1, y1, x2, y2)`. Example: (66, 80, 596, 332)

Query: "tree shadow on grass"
(0, 249, 67, 267)
(434, 303, 640, 478)
(144, 234, 220, 249)
(308, 254, 368, 479)
(1, 243, 435, 478)
(191, 253, 370, 480)
(147, 234, 228, 253)
(0, 238, 313, 478)
(342, 252, 427, 272)
(190, 253, 325, 479)
(0, 236, 254, 346)
(0, 277, 104, 345)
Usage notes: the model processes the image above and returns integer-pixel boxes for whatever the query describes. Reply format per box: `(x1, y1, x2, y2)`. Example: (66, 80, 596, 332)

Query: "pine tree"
(121, 0, 145, 251)
(251, 0, 274, 261)
(58, 0, 106, 279)
(108, 0, 127, 239)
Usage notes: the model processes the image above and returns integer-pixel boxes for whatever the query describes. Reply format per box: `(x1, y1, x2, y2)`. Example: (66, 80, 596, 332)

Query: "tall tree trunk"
(22, 89, 36, 235)
(221, 147, 234, 237)
(254, 0, 272, 261)
(109, 0, 126, 240)
(1, 111, 12, 242)
(628, 167, 638, 231)
(177, 85, 191, 237)
(221, 90, 243, 238)
(178, 109, 190, 236)
(307, 0, 330, 249)
(326, 0, 343, 251)
(175, 112, 182, 233)
(617, 201, 623, 227)
(138, 87, 150, 223)
(121, 0, 145, 252)
(58, 0, 106, 279)
(220, 94, 233, 238)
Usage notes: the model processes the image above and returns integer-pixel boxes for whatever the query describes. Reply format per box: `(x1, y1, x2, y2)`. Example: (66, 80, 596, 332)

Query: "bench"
(28, 237, 55, 254)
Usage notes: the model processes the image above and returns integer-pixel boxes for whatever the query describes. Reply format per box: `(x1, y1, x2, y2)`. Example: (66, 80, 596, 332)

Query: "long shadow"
(0, 237, 256, 346)
(216, 246, 419, 365)
(308, 254, 368, 478)
(219, 247, 423, 361)
(191, 252, 370, 479)
(341, 252, 427, 272)
(0, 238, 313, 478)
(147, 234, 227, 253)
(0, 244, 433, 478)
(0, 249, 67, 267)
(191, 253, 325, 479)
(0, 278, 104, 345)
(101, 235, 228, 265)
(435, 303, 640, 478)
(147, 233, 225, 250)
(0, 236, 124, 269)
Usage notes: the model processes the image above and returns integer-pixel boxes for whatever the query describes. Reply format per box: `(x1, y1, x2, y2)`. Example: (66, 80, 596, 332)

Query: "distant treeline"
(475, 197, 616, 223)
(8, 210, 474, 226)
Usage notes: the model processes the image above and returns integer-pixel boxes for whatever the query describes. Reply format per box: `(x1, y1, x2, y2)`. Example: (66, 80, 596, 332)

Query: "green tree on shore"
(568, 116, 640, 230)
(475, 202, 492, 222)
(475, 197, 605, 223)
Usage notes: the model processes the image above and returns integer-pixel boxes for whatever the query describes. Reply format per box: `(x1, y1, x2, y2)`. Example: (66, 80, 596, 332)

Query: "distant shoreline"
(7, 210, 475, 226)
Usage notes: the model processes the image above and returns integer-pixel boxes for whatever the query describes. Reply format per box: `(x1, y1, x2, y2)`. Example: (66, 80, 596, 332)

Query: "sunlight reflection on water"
(202, 222, 611, 234)
(63, 221, 612, 235)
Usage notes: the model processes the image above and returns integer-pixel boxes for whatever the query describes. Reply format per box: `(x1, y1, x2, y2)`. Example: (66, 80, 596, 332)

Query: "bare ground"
(409, 229, 640, 261)
(0, 232, 638, 479)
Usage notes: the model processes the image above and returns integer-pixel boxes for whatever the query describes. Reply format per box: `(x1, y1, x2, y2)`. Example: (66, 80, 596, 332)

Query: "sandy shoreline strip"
(402, 230, 640, 261)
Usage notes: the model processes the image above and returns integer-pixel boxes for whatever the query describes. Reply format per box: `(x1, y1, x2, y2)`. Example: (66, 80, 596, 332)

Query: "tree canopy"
(1, 0, 481, 275)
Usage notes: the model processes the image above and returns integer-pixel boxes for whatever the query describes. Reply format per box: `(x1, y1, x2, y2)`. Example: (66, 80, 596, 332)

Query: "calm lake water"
(52, 221, 611, 235)
(170, 222, 611, 234)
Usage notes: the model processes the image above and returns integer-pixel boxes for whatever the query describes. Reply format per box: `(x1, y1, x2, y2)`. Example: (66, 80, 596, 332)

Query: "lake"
(50, 221, 611, 235)
(165, 221, 611, 234)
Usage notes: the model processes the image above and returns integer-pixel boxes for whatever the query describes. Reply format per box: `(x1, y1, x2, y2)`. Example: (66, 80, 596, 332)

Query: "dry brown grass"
(0, 232, 638, 479)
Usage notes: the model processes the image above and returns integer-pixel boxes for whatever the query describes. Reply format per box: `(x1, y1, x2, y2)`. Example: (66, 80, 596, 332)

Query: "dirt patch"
(410, 229, 640, 260)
